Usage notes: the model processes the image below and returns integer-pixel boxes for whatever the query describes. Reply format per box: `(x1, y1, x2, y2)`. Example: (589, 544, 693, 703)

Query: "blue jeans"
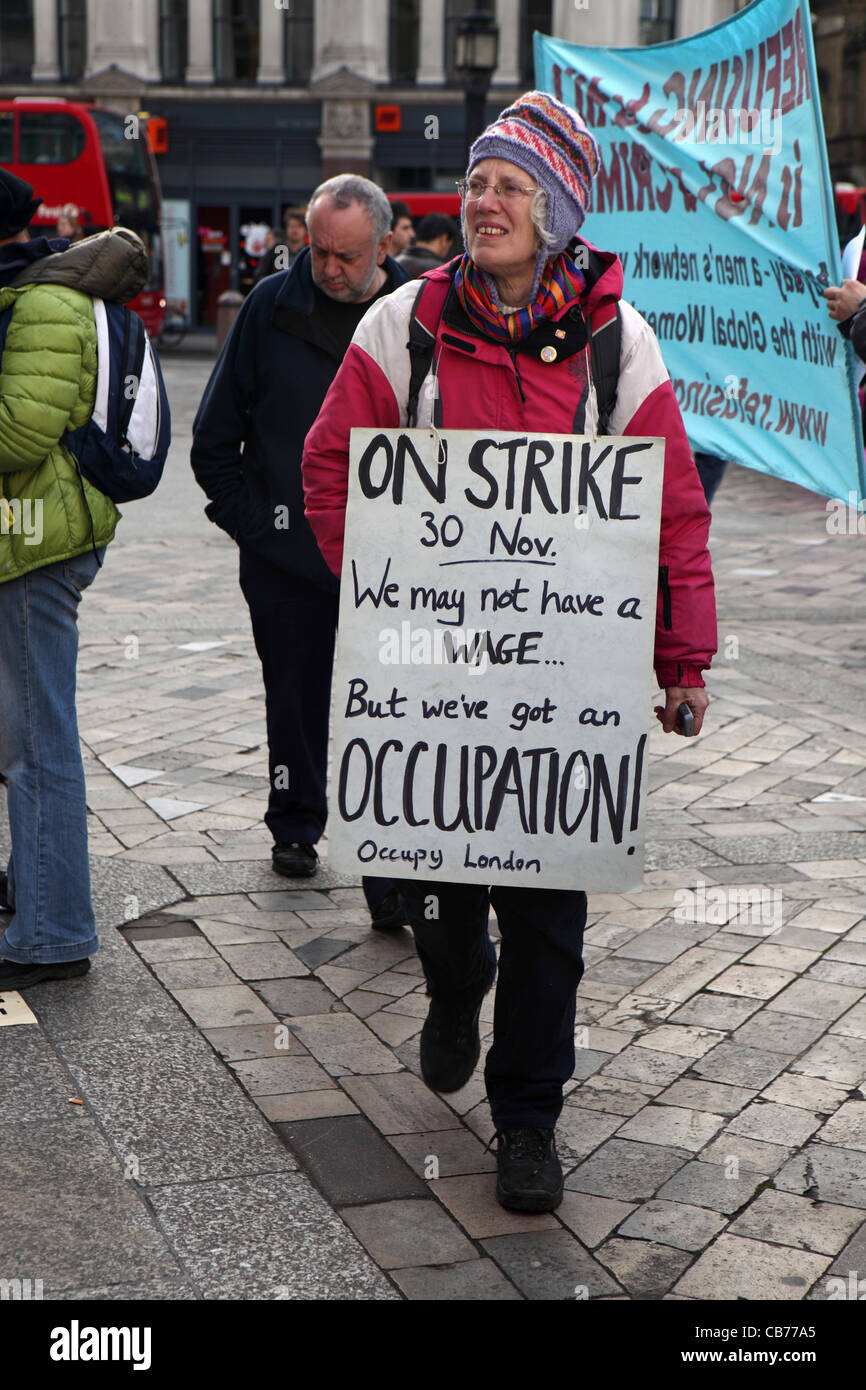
(0, 550, 102, 964)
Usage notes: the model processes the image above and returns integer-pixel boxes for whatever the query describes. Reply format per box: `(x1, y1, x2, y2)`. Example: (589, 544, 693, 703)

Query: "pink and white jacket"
(302, 247, 716, 689)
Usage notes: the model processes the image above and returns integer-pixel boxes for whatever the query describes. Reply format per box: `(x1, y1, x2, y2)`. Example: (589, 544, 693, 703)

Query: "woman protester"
(302, 93, 716, 1213)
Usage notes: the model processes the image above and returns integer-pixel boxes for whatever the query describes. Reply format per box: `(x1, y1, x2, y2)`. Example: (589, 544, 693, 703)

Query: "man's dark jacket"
(396, 243, 447, 280)
(191, 247, 407, 588)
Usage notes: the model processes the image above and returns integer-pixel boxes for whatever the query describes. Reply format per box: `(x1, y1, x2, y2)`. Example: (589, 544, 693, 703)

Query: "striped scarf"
(453, 252, 586, 344)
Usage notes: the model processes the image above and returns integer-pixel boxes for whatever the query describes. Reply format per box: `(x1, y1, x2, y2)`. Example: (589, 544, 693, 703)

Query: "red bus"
(0, 97, 165, 336)
(388, 192, 461, 219)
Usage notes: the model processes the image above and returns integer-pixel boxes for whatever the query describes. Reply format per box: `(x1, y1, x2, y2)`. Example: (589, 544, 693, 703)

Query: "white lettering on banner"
(329, 430, 664, 892)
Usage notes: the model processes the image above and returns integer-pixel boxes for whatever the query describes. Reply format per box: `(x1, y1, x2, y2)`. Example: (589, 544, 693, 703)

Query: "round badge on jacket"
(540, 346, 558, 363)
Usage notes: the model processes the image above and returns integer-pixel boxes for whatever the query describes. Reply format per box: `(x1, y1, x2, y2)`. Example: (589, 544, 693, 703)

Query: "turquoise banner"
(535, 0, 866, 501)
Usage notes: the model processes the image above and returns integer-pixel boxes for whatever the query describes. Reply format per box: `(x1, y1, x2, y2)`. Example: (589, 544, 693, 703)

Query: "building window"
(58, 0, 86, 81)
(0, 0, 33, 80)
(214, 0, 259, 82)
(639, 0, 677, 46)
(445, 0, 494, 83)
(160, 0, 188, 83)
(521, 0, 553, 87)
(0, 112, 15, 163)
(285, 0, 314, 86)
(390, 0, 419, 84)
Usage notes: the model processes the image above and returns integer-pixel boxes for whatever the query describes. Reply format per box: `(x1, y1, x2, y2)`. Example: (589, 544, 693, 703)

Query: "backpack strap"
(407, 273, 623, 435)
(117, 305, 146, 445)
(589, 301, 622, 435)
(406, 271, 454, 427)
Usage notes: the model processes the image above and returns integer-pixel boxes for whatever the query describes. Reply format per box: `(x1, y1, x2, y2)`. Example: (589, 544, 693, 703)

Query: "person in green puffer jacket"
(0, 167, 149, 989)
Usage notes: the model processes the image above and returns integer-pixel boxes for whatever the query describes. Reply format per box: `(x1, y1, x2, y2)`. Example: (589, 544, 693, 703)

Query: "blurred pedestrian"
(191, 175, 410, 931)
(55, 205, 83, 242)
(390, 199, 415, 256)
(303, 93, 716, 1212)
(397, 213, 458, 278)
(825, 275, 866, 435)
(255, 207, 308, 281)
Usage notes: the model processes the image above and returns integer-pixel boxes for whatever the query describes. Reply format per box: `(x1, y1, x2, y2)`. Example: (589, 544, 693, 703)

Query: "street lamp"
(455, 10, 500, 169)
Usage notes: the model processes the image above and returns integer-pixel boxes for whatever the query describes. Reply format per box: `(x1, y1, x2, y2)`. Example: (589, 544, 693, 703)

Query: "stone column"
(312, 70, 376, 180)
(258, 0, 286, 82)
(313, 0, 388, 83)
(492, 0, 521, 87)
(86, 0, 161, 80)
(186, 0, 215, 83)
(417, 0, 445, 84)
(32, 0, 60, 80)
(677, 0, 736, 39)
(551, 0, 642, 46)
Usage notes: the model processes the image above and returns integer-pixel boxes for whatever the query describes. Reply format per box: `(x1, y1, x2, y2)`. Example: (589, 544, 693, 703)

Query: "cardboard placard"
(329, 429, 664, 892)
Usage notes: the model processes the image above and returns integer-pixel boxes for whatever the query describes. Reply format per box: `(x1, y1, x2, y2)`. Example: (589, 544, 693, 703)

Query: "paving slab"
(615, 1104, 725, 1152)
(775, 1144, 866, 1209)
(814, 1099, 866, 1151)
(617, 1199, 726, 1252)
(692, 1042, 788, 1089)
(202, 1022, 308, 1061)
(339, 1072, 462, 1135)
(729, 1189, 866, 1255)
(789, 1033, 866, 1087)
(288, 1013, 403, 1077)
(276, 1115, 428, 1205)
(656, 1078, 758, 1116)
(656, 1160, 771, 1214)
(341, 1199, 478, 1269)
(564, 1138, 690, 1201)
(595, 1237, 692, 1297)
(0, 1114, 183, 1294)
(391, 1259, 523, 1300)
(480, 1229, 622, 1300)
(147, 1173, 398, 1299)
(673, 1233, 831, 1300)
(725, 1100, 825, 1148)
(556, 1192, 637, 1247)
(57, 1029, 296, 1187)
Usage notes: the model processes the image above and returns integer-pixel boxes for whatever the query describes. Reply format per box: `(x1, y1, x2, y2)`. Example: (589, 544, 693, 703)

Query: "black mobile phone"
(676, 701, 696, 736)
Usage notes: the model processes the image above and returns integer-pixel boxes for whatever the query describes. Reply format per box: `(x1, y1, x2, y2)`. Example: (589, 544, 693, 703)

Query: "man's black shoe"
(0, 872, 12, 912)
(419, 994, 484, 1092)
(272, 843, 318, 878)
(0, 957, 91, 990)
(370, 890, 408, 933)
(494, 1128, 564, 1213)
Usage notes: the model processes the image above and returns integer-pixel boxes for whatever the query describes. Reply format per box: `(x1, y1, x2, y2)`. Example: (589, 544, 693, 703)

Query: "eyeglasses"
(456, 178, 538, 203)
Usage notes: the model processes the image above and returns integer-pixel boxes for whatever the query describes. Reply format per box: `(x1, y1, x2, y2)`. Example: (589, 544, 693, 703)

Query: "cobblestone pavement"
(2, 347, 866, 1301)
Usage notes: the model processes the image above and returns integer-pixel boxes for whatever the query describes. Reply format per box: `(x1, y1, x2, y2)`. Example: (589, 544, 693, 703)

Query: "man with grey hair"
(191, 175, 409, 928)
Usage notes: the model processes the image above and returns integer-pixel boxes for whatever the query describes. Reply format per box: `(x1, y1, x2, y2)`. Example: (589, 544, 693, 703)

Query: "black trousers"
(238, 548, 392, 910)
(396, 879, 587, 1130)
(239, 548, 339, 845)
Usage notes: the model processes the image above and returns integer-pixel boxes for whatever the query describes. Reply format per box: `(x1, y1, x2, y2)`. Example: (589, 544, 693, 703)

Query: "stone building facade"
(1, 1, 859, 325)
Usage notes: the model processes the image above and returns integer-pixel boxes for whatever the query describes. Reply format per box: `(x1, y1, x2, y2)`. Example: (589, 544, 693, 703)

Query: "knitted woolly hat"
(0, 167, 41, 240)
(467, 91, 600, 254)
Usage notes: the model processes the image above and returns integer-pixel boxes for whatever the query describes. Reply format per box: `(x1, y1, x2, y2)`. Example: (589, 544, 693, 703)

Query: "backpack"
(0, 295, 170, 503)
(406, 274, 622, 432)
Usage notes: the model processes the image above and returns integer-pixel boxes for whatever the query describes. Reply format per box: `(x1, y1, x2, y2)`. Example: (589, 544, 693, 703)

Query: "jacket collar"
(271, 248, 408, 359)
(0, 236, 69, 288)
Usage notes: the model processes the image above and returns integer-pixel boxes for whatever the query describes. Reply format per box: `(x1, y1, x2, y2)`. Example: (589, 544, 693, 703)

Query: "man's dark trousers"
(239, 547, 338, 844)
(396, 880, 587, 1129)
